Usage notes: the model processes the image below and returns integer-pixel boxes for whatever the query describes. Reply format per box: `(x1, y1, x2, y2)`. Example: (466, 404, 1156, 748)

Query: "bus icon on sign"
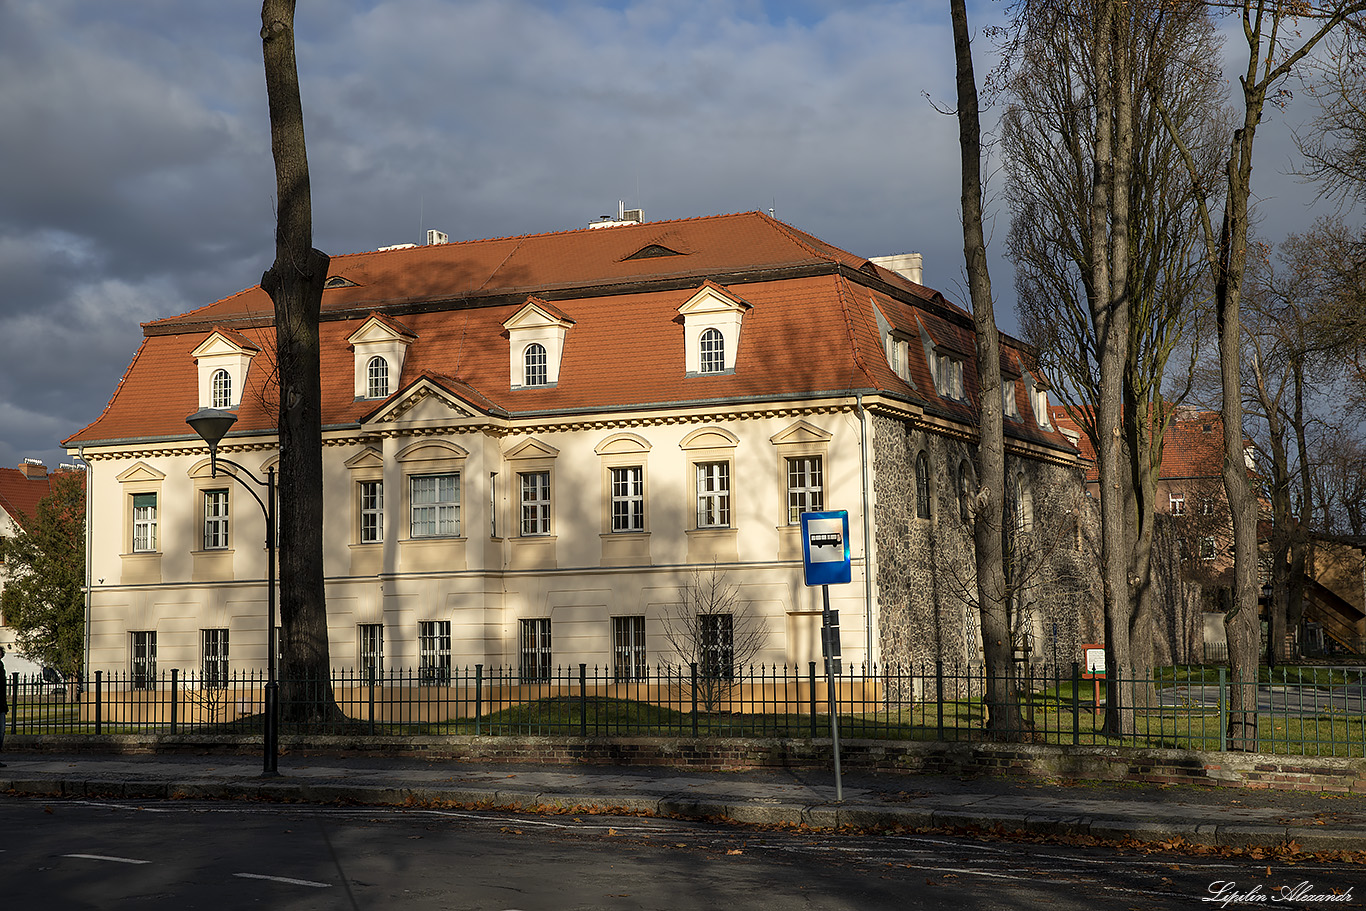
(810, 532, 842, 549)
(801, 511, 851, 586)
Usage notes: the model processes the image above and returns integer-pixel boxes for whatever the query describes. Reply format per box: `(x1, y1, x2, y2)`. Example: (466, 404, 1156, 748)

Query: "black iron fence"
(6, 662, 1366, 756)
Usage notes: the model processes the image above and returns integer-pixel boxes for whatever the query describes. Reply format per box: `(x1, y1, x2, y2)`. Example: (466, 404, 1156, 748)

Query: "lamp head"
(186, 408, 238, 465)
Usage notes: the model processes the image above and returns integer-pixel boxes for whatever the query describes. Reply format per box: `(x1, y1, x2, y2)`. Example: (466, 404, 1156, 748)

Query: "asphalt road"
(4, 796, 1362, 910)
(1158, 683, 1366, 716)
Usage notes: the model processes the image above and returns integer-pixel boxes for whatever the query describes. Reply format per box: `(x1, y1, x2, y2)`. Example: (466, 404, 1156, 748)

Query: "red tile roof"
(0, 466, 84, 528)
(1050, 405, 1226, 483)
(65, 212, 1072, 454)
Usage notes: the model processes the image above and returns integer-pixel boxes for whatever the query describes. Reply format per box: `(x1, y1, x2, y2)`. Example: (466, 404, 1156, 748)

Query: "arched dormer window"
(700, 329, 724, 374)
(523, 343, 548, 387)
(211, 369, 232, 409)
(915, 451, 931, 520)
(366, 356, 390, 399)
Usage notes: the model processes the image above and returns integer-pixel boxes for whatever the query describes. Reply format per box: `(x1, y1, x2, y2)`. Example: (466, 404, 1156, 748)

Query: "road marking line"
(234, 872, 332, 888)
(63, 854, 150, 865)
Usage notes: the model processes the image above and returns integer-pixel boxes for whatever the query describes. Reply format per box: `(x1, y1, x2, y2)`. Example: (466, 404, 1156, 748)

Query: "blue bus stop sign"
(801, 510, 851, 586)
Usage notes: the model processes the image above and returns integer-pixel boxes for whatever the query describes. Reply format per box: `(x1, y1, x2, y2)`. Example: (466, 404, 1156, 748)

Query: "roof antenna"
(769, 198, 776, 219)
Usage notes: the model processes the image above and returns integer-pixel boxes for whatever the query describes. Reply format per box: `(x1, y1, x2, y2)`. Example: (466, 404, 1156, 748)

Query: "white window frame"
(203, 488, 230, 550)
(523, 343, 548, 387)
(360, 480, 384, 543)
(211, 369, 232, 409)
(366, 355, 390, 399)
(935, 351, 965, 400)
(1002, 379, 1021, 418)
(410, 473, 460, 538)
(610, 466, 645, 533)
(696, 461, 731, 529)
(785, 456, 823, 525)
(1199, 536, 1217, 561)
(519, 470, 551, 536)
(699, 328, 725, 374)
(132, 493, 158, 553)
(1170, 492, 1187, 516)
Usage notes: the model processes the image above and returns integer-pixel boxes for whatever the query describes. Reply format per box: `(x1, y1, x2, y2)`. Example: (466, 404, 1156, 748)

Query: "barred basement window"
(201, 628, 229, 688)
(418, 620, 452, 685)
(699, 613, 734, 680)
(520, 618, 552, 682)
(131, 630, 157, 690)
(358, 624, 384, 683)
(613, 615, 646, 681)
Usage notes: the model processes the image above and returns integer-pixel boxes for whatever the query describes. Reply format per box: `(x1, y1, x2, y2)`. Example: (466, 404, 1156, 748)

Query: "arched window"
(523, 343, 547, 387)
(366, 356, 390, 399)
(1012, 474, 1033, 534)
(700, 329, 724, 374)
(957, 459, 973, 522)
(915, 451, 931, 520)
(211, 369, 232, 409)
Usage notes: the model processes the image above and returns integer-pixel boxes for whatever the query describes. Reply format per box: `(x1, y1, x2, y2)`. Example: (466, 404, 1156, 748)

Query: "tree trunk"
(260, 0, 340, 726)
(951, 0, 1021, 739)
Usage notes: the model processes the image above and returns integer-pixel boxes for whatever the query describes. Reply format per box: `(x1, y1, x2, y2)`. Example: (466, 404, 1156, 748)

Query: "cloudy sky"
(0, 0, 1347, 471)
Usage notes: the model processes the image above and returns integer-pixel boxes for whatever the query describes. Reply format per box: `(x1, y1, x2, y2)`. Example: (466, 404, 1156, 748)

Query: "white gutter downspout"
(78, 447, 92, 685)
(855, 394, 876, 667)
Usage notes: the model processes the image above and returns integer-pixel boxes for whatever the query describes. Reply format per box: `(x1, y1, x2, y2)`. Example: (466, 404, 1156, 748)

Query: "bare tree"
(951, 0, 1022, 738)
(259, 0, 339, 725)
(660, 568, 765, 714)
(1158, 0, 1366, 750)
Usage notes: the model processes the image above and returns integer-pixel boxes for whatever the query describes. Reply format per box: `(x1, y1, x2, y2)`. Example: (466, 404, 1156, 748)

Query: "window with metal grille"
(699, 614, 734, 679)
(519, 471, 551, 536)
(611, 466, 645, 532)
(358, 624, 384, 683)
(201, 628, 229, 688)
(132, 493, 157, 553)
(696, 462, 730, 528)
(612, 616, 646, 680)
(366, 356, 389, 398)
(915, 452, 931, 520)
(211, 369, 232, 409)
(131, 630, 157, 690)
(360, 481, 383, 543)
(1170, 492, 1187, 516)
(203, 489, 229, 550)
(786, 456, 823, 525)
(519, 618, 552, 682)
(410, 474, 459, 537)
(1199, 536, 1217, 560)
(523, 343, 547, 387)
(700, 328, 724, 373)
(418, 620, 451, 685)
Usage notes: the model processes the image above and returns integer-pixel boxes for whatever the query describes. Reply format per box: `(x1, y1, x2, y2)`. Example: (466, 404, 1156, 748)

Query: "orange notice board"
(1082, 644, 1105, 679)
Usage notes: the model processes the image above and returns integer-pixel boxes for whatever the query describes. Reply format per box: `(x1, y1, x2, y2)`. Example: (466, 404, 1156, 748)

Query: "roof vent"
(426, 229, 449, 246)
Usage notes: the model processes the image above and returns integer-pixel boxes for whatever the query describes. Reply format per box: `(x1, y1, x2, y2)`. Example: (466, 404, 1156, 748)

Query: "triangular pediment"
(770, 420, 833, 447)
(344, 448, 385, 470)
(191, 330, 259, 359)
(117, 462, 167, 484)
(503, 297, 575, 332)
(504, 438, 560, 460)
(677, 281, 751, 317)
(363, 379, 477, 425)
(347, 313, 416, 347)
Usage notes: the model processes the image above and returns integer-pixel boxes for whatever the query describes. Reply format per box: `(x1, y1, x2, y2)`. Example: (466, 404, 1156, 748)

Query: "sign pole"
(822, 583, 843, 802)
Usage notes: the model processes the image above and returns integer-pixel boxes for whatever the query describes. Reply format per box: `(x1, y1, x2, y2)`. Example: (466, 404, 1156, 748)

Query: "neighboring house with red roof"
(0, 459, 84, 675)
(65, 211, 1098, 684)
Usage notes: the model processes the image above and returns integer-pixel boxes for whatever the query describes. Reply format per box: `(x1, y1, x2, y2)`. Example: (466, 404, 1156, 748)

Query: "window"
(611, 466, 645, 532)
(410, 474, 459, 537)
(915, 452, 931, 520)
(366, 356, 390, 399)
(131, 631, 157, 690)
(132, 493, 158, 553)
(934, 352, 964, 399)
(613, 616, 647, 681)
(957, 459, 973, 522)
(700, 328, 725, 374)
(523, 343, 547, 387)
(519, 471, 551, 536)
(785, 456, 823, 524)
(490, 472, 498, 537)
(1010, 475, 1033, 534)
(1002, 379, 1020, 418)
(358, 624, 384, 682)
(211, 369, 232, 409)
(700, 613, 734, 679)
(419, 620, 452, 686)
(1169, 492, 1186, 517)
(203, 489, 229, 550)
(1199, 496, 1215, 516)
(696, 462, 731, 528)
(202, 628, 229, 688)
(360, 480, 383, 543)
(1199, 536, 1217, 561)
(520, 618, 552, 682)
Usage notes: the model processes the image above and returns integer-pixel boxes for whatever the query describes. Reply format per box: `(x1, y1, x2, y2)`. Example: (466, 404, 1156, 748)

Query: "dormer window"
(933, 351, 964, 400)
(348, 314, 415, 400)
(505, 297, 574, 390)
(1002, 379, 1021, 418)
(366, 356, 390, 399)
(523, 343, 548, 387)
(211, 369, 232, 409)
(192, 329, 258, 411)
(679, 281, 749, 376)
(700, 329, 725, 374)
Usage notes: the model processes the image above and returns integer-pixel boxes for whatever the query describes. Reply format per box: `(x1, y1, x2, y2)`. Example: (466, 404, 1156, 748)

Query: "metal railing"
(6, 662, 1366, 756)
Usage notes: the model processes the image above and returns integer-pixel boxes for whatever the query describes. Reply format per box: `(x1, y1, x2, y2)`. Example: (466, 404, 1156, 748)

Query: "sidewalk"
(4, 750, 1366, 852)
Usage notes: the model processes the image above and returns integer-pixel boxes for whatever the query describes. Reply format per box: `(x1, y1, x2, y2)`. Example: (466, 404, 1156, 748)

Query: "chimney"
(19, 458, 47, 479)
(869, 252, 924, 285)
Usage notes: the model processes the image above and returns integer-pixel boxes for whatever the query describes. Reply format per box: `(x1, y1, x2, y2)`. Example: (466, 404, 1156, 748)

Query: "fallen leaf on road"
(726, 849, 743, 856)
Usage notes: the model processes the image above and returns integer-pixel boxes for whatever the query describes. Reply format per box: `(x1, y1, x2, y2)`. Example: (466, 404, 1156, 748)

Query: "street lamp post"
(186, 407, 280, 777)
